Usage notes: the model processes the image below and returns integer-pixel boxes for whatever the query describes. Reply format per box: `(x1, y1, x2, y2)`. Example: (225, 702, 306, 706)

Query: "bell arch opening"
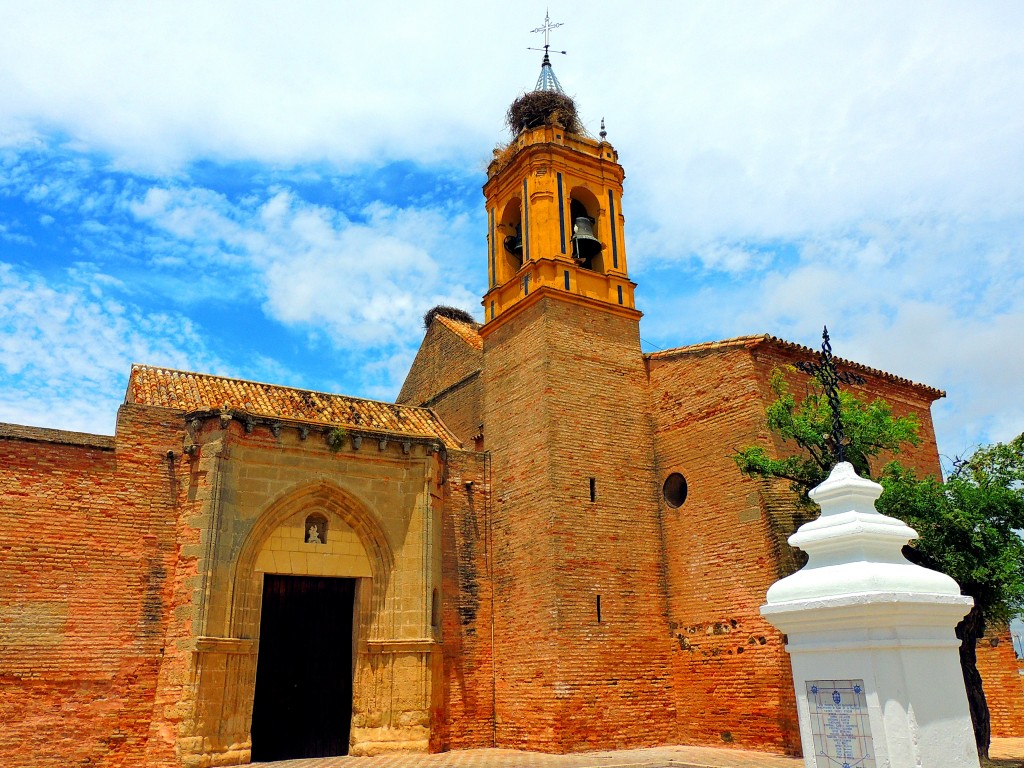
(569, 187, 605, 273)
(498, 197, 524, 281)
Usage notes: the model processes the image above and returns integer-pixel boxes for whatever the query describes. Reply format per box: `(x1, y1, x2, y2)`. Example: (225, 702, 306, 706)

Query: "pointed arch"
(228, 479, 394, 639)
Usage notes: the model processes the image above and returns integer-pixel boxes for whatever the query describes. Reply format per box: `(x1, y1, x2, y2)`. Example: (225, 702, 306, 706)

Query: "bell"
(571, 216, 602, 263)
(503, 223, 523, 256)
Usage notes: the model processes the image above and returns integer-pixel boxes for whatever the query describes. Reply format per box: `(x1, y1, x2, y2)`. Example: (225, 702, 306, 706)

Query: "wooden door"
(250, 574, 355, 761)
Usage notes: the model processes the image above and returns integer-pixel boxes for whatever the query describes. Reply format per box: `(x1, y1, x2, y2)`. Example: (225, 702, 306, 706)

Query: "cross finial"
(531, 10, 563, 52)
(794, 326, 866, 466)
(528, 9, 567, 93)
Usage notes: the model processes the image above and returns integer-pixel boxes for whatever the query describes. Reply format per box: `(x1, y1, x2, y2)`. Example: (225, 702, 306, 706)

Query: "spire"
(530, 10, 566, 93)
(535, 53, 564, 93)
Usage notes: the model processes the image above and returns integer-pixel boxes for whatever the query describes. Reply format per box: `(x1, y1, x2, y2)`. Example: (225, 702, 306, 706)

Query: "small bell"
(571, 216, 602, 264)
(504, 224, 523, 256)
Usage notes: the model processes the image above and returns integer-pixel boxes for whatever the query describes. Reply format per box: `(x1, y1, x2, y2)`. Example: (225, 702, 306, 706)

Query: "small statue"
(307, 523, 321, 544)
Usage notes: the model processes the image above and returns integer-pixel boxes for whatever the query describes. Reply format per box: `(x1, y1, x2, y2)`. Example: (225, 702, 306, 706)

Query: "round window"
(663, 472, 688, 508)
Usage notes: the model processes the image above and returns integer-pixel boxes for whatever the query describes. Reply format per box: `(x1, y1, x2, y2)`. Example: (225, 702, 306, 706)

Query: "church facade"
(1, 58, 1022, 768)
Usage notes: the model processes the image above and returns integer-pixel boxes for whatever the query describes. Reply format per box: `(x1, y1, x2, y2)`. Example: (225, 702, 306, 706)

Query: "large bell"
(571, 216, 602, 264)
(503, 224, 523, 256)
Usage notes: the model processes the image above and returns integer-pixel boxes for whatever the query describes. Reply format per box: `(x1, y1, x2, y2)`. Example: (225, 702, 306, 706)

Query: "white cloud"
(638, 214, 1024, 455)
(0, 1, 1021, 458)
(0, 262, 223, 432)
(129, 184, 481, 346)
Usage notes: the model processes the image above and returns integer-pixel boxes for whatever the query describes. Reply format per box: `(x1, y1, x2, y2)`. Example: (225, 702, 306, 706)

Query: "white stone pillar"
(761, 462, 980, 768)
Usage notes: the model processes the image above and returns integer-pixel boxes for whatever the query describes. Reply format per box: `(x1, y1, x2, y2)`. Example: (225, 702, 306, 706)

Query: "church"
(1, 48, 1021, 768)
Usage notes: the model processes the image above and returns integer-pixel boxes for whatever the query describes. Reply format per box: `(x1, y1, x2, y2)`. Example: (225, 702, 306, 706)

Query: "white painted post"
(761, 462, 980, 768)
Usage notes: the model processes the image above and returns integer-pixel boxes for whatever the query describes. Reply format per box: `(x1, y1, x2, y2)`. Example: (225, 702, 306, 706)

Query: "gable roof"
(434, 314, 483, 350)
(125, 364, 462, 446)
(645, 334, 945, 399)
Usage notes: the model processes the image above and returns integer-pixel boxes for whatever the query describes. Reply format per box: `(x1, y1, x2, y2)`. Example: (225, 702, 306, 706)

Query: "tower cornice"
(487, 125, 620, 182)
(479, 285, 642, 341)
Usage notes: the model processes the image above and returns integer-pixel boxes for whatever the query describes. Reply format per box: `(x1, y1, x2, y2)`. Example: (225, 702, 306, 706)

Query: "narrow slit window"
(589, 477, 596, 502)
(431, 588, 440, 628)
(596, 594, 602, 623)
(564, 270, 570, 290)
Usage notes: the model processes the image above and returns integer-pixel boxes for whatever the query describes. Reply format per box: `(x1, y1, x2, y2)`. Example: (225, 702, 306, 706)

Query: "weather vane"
(529, 10, 567, 58)
(794, 326, 866, 465)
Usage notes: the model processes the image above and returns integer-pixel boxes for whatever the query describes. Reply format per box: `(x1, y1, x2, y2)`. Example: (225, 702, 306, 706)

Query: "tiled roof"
(125, 365, 462, 445)
(435, 315, 483, 350)
(646, 334, 945, 399)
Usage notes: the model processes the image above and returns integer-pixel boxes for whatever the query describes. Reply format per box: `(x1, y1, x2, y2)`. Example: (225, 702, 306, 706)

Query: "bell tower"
(479, 23, 678, 751)
(481, 73, 637, 327)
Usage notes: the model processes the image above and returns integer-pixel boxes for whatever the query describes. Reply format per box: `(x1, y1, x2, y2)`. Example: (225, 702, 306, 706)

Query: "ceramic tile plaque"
(805, 679, 876, 768)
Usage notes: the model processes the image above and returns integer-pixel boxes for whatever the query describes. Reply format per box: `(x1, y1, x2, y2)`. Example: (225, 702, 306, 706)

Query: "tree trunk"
(956, 604, 990, 760)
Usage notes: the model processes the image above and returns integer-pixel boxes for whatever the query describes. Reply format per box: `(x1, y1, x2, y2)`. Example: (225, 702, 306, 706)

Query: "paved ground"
(253, 743, 799, 768)
(254, 737, 1024, 768)
(991, 737, 1024, 764)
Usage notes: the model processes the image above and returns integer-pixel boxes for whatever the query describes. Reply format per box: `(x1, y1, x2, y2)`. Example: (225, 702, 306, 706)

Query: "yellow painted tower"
(481, 74, 637, 329)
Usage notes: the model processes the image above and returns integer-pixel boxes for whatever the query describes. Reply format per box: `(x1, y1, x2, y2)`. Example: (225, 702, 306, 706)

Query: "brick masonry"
(405, 313, 1024, 754)
(398, 317, 484, 449)
(3, 312, 1022, 768)
(0, 402, 462, 767)
(481, 294, 678, 752)
(0, 408, 180, 768)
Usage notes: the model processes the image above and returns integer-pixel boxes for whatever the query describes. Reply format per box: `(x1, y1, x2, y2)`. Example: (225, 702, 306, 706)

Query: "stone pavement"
(252, 743, 800, 768)
(253, 738, 1024, 768)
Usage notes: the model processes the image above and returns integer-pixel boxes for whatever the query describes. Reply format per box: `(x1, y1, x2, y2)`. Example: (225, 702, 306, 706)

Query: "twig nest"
(506, 91, 582, 135)
(423, 305, 477, 329)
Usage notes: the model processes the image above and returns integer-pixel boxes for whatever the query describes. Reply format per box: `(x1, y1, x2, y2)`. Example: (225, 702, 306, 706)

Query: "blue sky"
(1, 1, 1023, 464)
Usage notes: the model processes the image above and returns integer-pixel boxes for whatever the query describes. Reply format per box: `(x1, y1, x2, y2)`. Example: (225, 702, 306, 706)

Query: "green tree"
(733, 368, 920, 509)
(734, 369, 1024, 759)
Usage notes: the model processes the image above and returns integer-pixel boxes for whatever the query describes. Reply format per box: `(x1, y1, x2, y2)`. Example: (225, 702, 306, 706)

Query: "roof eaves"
(125, 364, 465, 447)
(645, 334, 945, 399)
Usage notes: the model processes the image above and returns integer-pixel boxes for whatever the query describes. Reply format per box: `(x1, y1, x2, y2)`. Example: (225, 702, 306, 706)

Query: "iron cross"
(794, 326, 866, 465)
(531, 10, 564, 52)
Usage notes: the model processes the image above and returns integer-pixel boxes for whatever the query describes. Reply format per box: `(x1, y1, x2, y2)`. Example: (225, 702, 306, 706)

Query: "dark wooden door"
(250, 574, 355, 761)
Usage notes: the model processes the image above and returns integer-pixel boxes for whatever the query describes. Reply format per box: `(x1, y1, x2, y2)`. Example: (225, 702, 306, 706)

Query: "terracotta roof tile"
(645, 334, 945, 399)
(435, 315, 483, 350)
(125, 365, 462, 446)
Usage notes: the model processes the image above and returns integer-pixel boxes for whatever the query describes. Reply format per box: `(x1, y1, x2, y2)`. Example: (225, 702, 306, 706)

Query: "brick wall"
(398, 320, 482, 449)
(746, 341, 944, 582)
(480, 297, 563, 747)
(647, 342, 801, 754)
(0, 408, 182, 768)
(647, 336, 1024, 751)
(978, 625, 1024, 737)
(482, 292, 678, 751)
(1, 401, 474, 767)
(435, 448, 493, 751)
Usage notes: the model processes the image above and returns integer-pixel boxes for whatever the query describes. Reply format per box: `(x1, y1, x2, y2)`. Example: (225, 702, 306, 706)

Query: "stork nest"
(423, 305, 477, 329)
(506, 90, 582, 135)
